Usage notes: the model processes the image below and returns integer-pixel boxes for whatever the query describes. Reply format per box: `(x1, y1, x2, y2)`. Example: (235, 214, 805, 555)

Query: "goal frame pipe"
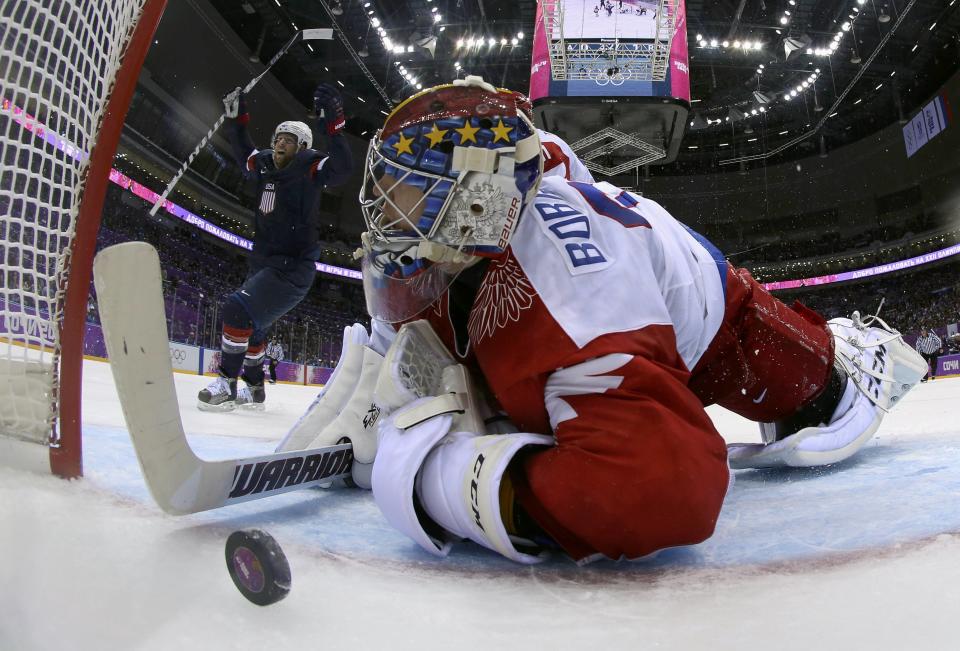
(52, 0, 168, 478)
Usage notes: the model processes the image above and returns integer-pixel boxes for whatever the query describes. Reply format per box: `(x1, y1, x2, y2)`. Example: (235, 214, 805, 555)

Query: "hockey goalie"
(279, 77, 927, 564)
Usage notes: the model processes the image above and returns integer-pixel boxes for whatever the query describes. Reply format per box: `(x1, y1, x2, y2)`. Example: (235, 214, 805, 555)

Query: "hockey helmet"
(359, 76, 542, 321)
(273, 120, 313, 150)
(361, 75, 542, 257)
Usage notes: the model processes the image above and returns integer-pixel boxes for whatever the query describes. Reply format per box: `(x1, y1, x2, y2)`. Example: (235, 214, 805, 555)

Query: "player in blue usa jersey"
(198, 83, 352, 411)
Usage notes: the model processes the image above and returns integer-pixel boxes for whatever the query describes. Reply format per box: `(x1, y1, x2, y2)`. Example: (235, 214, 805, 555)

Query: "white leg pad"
(276, 323, 369, 452)
(369, 318, 398, 356)
(306, 345, 384, 487)
(372, 405, 456, 557)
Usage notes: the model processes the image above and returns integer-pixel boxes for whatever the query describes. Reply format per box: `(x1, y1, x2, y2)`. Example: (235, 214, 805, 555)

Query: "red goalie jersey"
(409, 174, 834, 561)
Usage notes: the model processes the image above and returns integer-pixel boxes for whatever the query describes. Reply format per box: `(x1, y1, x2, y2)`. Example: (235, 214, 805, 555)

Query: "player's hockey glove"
(222, 86, 248, 123)
(314, 83, 345, 136)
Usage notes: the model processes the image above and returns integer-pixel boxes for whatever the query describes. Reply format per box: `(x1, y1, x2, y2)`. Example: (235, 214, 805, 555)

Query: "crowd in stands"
(775, 260, 960, 338)
(725, 212, 946, 266)
(6, 146, 958, 369)
(87, 177, 958, 367)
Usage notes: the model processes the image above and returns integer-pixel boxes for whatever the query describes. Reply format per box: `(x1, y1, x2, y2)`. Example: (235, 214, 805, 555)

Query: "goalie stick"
(147, 28, 333, 217)
(93, 241, 352, 515)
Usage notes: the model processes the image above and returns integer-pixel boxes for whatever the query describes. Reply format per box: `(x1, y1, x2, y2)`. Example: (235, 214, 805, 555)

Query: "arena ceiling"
(210, 0, 960, 175)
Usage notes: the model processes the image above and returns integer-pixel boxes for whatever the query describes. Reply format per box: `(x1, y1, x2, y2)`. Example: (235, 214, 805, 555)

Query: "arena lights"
(395, 61, 420, 88)
(455, 35, 521, 51)
(365, 8, 426, 57)
(806, 1, 867, 58)
(783, 71, 820, 101)
(697, 103, 766, 130)
(696, 34, 763, 50)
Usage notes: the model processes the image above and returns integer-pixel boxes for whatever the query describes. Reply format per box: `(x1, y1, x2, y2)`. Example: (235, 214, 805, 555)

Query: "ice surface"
(2, 358, 959, 649)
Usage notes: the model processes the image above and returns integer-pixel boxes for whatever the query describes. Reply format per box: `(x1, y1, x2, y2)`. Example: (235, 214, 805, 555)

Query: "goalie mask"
(360, 76, 543, 322)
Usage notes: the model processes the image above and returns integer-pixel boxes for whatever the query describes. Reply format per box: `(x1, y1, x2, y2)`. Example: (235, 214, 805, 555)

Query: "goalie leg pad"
(307, 345, 384, 488)
(372, 405, 456, 557)
(275, 324, 370, 452)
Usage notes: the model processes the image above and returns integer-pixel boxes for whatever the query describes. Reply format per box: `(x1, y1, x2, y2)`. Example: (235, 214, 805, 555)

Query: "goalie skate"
(729, 311, 927, 469)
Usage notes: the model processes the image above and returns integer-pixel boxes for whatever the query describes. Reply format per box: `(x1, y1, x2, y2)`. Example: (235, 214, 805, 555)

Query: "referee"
(915, 327, 943, 382)
(265, 339, 284, 384)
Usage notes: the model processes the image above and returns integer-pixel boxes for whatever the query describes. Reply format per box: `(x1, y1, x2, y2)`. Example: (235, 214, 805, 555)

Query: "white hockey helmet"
(273, 120, 313, 149)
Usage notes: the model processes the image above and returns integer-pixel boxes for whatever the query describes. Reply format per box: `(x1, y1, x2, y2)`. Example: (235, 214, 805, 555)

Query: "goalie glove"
(371, 365, 554, 564)
(313, 83, 345, 136)
(222, 86, 247, 120)
(729, 311, 927, 468)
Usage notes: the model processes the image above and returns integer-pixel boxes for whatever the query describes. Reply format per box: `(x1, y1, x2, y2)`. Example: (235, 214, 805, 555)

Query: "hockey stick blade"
(93, 242, 353, 515)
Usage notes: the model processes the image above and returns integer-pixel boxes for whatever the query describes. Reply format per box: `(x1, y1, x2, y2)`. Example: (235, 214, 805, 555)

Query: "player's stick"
(93, 241, 352, 515)
(147, 28, 333, 217)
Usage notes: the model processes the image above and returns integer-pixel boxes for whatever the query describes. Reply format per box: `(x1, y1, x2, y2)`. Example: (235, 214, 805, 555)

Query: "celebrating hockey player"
(197, 83, 353, 411)
(284, 76, 927, 565)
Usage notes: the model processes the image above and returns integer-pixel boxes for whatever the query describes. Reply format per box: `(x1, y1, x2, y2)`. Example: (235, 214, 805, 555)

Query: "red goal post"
(0, 0, 167, 477)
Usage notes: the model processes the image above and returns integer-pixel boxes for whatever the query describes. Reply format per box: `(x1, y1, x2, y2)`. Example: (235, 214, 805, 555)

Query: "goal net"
(0, 0, 165, 477)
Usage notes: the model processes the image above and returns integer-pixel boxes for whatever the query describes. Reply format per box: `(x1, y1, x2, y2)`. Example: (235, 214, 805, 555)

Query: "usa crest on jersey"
(259, 182, 276, 214)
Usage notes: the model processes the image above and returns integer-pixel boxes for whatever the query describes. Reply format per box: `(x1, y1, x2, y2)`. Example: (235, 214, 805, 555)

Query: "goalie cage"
(0, 0, 167, 478)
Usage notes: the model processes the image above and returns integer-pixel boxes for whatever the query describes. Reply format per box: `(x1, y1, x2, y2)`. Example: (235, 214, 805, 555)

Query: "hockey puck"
(225, 529, 291, 606)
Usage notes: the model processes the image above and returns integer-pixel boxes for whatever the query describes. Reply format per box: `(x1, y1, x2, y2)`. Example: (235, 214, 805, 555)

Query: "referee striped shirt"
(265, 341, 283, 360)
(915, 332, 942, 355)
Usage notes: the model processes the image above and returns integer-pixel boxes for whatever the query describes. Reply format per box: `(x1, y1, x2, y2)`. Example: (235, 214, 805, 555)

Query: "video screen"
(561, 0, 660, 40)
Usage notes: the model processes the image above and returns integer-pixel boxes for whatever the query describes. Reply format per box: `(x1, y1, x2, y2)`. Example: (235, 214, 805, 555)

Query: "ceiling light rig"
(783, 70, 821, 102)
(695, 34, 764, 51)
(455, 31, 524, 52)
(394, 62, 422, 90)
(694, 103, 768, 130)
(805, 1, 864, 58)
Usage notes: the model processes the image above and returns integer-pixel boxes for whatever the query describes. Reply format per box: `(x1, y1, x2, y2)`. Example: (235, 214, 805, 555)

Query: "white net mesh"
(0, 0, 146, 446)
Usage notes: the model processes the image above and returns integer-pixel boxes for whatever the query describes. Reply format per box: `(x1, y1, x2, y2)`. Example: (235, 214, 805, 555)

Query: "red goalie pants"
(513, 264, 835, 562)
(687, 264, 835, 421)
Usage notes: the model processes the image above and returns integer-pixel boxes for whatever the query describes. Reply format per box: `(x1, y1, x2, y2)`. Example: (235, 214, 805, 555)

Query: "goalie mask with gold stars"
(361, 76, 542, 259)
(359, 76, 543, 322)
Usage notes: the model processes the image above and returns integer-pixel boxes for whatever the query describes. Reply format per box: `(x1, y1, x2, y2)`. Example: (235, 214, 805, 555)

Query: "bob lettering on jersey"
(533, 198, 610, 274)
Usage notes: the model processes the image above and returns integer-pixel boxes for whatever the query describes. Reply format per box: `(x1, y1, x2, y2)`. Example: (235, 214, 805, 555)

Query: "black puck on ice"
(225, 529, 291, 606)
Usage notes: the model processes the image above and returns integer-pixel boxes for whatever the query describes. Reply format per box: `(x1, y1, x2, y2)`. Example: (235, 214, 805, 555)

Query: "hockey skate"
(729, 311, 927, 468)
(197, 374, 238, 412)
(236, 380, 266, 411)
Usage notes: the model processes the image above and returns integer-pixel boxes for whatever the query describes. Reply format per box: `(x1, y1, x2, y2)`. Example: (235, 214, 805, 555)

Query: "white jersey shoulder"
(537, 130, 595, 183)
(511, 177, 725, 369)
